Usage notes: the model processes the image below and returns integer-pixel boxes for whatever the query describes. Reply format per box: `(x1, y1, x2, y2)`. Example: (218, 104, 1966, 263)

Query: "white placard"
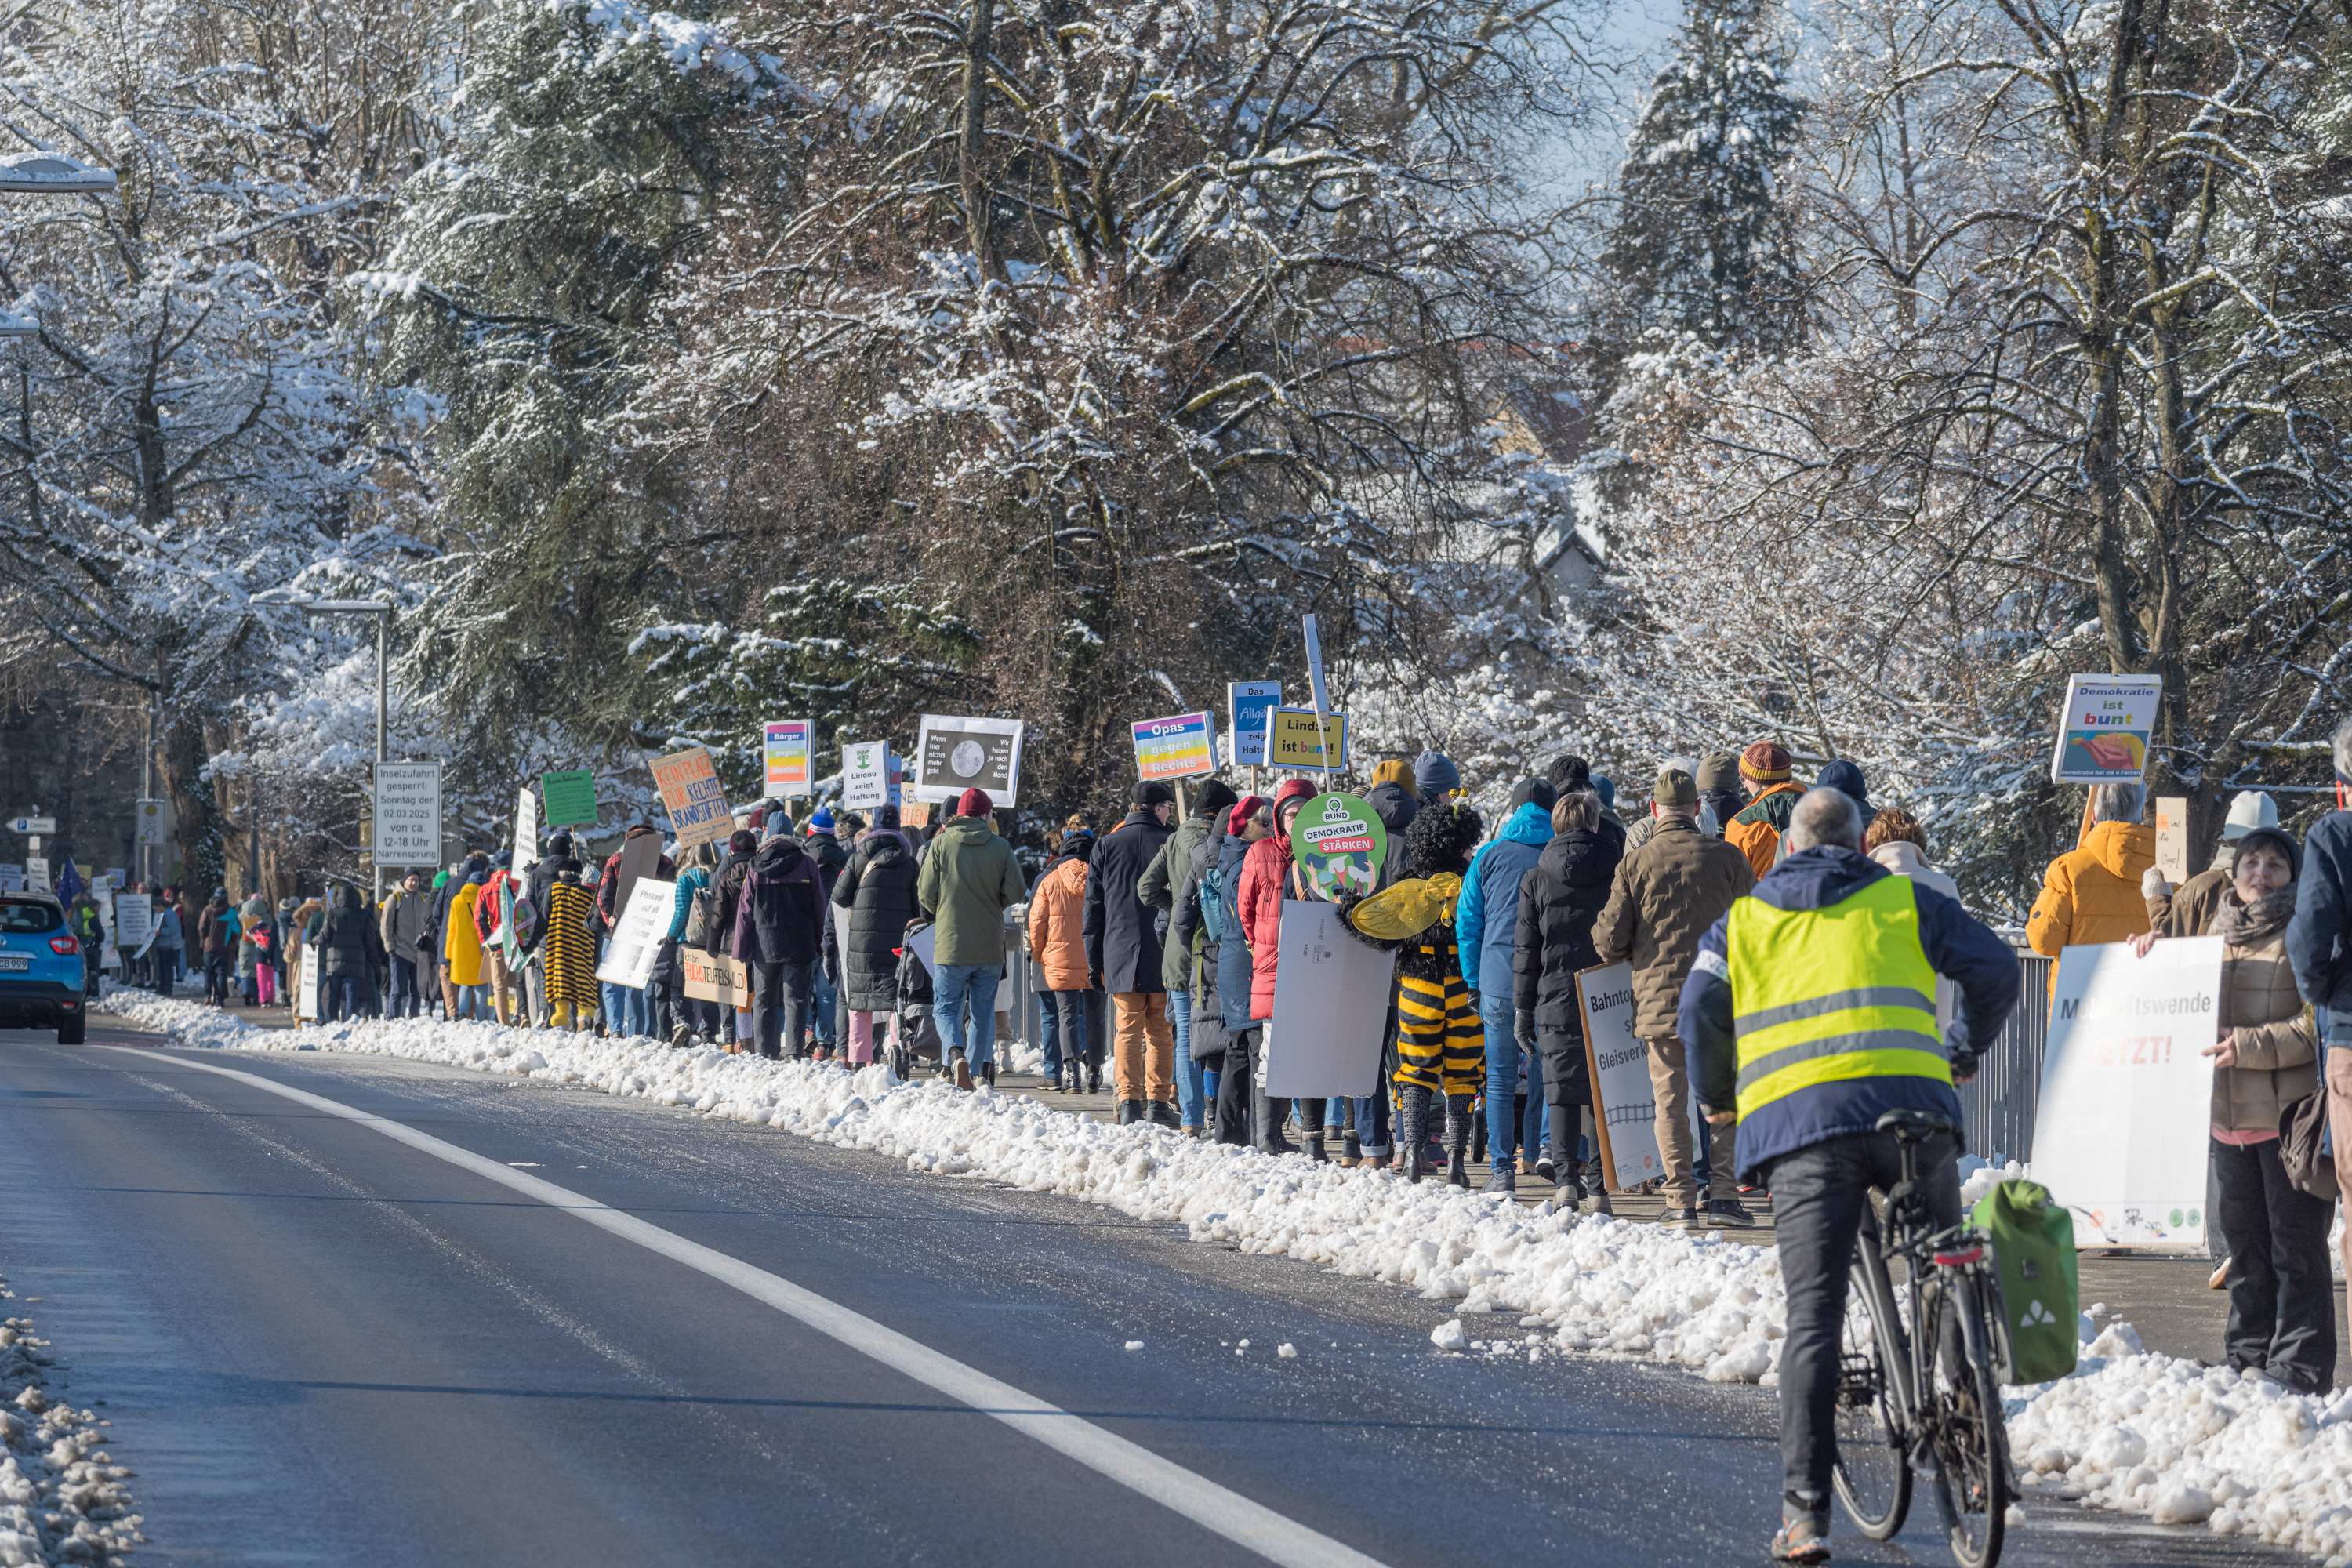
(595, 877, 676, 989)
(512, 786, 539, 872)
(96, 891, 116, 970)
(841, 742, 891, 811)
(1577, 962, 1663, 1192)
(113, 893, 153, 947)
(2031, 936, 2223, 1247)
(906, 920, 937, 976)
(23, 856, 48, 887)
(913, 714, 1024, 807)
(373, 762, 443, 867)
(134, 799, 165, 845)
(298, 950, 321, 1022)
(1261, 900, 1392, 1098)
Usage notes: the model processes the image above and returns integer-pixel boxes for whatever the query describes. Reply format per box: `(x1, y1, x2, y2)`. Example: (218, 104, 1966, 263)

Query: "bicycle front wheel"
(1930, 1276, 2011, 1568)
(1831, 1257, 1911, 1539)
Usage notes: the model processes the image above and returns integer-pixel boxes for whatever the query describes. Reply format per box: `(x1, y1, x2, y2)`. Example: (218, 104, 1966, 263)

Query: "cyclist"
(1679, 786, 2020, 1563)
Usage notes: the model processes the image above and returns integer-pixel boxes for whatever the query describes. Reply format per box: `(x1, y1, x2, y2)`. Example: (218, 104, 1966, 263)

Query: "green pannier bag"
(1970, 1178, 2078, 1385)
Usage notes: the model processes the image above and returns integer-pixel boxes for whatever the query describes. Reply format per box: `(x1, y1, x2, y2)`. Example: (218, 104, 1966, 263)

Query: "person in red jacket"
(1235, 778, 1323, 1155)
(472, 852, 521, 1024)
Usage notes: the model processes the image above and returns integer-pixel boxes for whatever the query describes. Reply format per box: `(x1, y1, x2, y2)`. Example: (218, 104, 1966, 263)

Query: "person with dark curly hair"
(1338, 799, 1487, 1183)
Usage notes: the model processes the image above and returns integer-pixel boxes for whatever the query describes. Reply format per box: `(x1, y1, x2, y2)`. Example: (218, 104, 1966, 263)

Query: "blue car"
(0, 893, 88, 1043)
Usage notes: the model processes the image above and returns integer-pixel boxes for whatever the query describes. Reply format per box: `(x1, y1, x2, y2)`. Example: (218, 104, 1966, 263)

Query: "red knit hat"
(956, 787, 993, 818)
(1229, 793, 1269, 834)
(1740, 741, 1792, 783)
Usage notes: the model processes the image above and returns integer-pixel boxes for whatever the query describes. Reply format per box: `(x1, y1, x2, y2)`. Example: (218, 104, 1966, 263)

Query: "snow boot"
(1116, 1098, 1147, 1125)
(951, 1048, 973, 1091)
(1147, 1099, 1180, 1129)
(1338, 1130, 1362, 1167)
(1087, 1064, 1103, 1094)
(1396, 1087, 1429, 1182)
(1444, 1094, 1475, 1189)
(1483, 1162, 1515, 1196)
(1307, 1131, 1330, 1163)
(982, 1060, 996, 1089)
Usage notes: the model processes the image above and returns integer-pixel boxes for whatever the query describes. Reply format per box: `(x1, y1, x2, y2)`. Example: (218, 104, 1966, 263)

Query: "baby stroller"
(892, 923, 945, 1080)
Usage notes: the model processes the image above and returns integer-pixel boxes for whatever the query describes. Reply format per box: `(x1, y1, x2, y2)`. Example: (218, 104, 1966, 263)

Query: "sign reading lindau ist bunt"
(1264, 707, 1346, 775)
(372, 763, 442, 866)
(650, 747, 733, 850)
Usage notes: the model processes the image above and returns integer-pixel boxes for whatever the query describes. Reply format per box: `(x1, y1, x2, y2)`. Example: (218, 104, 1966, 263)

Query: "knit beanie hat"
(1546, 754, 1592, 793)
(2233, 826, 2301, 881)
(1131, 779, 1176, 808)
(1593, 775, 1616, 809)
(1370, 758, 1414, 790)
(1192, 779, 1239, 817)
(1654, 768, 1699, 808)
(2223, 792, 2280, 840)
(1816, 759, 1869, 808)
(808, 806, 836, 833)
(956, 788, 993, 818)
(1230, 794, 1269, 834)
(1695, 752, 1742, 794)
(1740, 741, 1793, 783)
(1413, 750, 1461, 797)
(1508, 777, 1558, 813)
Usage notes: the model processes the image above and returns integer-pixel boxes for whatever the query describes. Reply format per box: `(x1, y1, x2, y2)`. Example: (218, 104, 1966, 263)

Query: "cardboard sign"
(900, 802, 933, 829)
(1131, 711, 1218, 782)
(2031, 936, 2223, 1247)
(541, 770, 598, 829)
(608, 833, 662, 941)
(2154, 795, 2191, 884)
(2050, 673, 2162, 786)
(681, 947, 753, 1006)
(1577, 962, 1662, 1192)
(1264, 707, 1347, 775)
(841, 741, 891, 811)
(297, 949, 321, 1022)
(511, 786, 539, 873)
(372, 762, 442, 866)
(906, 921, 937, 976)
(595, 877, 676, 989)
(913, 714, 1024, 806)
(1261, 899, 1393, 1097)
(765, 720, 813, 797)
(650, 747, 733, 849)
(1229, 682, 1282, 768)
(1292, 792, 1386, 898)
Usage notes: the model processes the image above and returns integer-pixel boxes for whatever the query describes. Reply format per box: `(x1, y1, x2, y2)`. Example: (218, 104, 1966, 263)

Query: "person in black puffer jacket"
(314, 884, 387, 1023)
(1513, 789, 1624, 1210)
(732, 832, 826, 1059)
(831, 806, 922, 1065)
(708, 829, 760, 1045)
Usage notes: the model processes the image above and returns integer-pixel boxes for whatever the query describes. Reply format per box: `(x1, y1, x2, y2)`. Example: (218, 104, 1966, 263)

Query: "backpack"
(1198, 862, 1228, 944)
(1971, 1178, 2079, 1385)
(683, 880, 715, 947)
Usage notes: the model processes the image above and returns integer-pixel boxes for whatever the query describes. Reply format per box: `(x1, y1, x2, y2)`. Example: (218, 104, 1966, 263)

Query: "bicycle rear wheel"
(1831, 1259, 1911, 1539)
(1929, 1276, 2010, 1568)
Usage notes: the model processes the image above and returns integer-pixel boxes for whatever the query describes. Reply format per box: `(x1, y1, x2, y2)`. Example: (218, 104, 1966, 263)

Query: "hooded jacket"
(1592, 815, 1755, 1038)
(734, 836, 825, 967)
(1140, 809, 1221, 990)
(916, 815, 1028, 967)
(1236, 780, 1319, 1019)
(1085, 808, 1174, 993)
(1028, 849, 1092, 992)
(1725, 782, 1802, 880)
(1169, 807, 1236, 1062)
(314, 886, 385, 980)
(2289, 810, 2352, 1020)
(1512, 826, 1624, 1034)
(831, 830, 920, 1011)
(2026, 819, 2156, 994)
(1211, 824, 1258, 1031)
(710, 844, 757, 956)
(1363, 778, 1420, 887)
(1680, 846, 2020, 1181)
(430, 855, 489, 957)
(379, 884, 435, 961)
(1456, 801, 1554, 995)
(444, 878, 486, 985)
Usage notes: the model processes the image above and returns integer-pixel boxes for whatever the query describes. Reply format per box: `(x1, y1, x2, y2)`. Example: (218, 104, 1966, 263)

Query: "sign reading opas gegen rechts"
(649, 747, 733, 849)
(1293, 791, 1385, 898)
(1131, 711, 1217, 782)
(2050, 673, 2162, 786)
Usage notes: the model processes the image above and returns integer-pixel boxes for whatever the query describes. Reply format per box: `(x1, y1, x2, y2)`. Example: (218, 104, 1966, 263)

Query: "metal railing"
(1952, 944, 2054, 1161)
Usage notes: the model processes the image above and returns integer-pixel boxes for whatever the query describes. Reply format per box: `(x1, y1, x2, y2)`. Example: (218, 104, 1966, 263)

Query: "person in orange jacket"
(2027, 782, 2158, 996)
(1724, 741, 1805, 879)
(1027, 819, 1096, 1092)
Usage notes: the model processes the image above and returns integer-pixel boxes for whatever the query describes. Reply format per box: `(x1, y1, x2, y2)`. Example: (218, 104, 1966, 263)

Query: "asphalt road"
(0, 1021, 2311, 1568)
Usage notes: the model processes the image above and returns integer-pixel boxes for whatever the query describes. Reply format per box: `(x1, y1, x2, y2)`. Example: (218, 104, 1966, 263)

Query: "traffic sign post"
(8, 815, 56, 835)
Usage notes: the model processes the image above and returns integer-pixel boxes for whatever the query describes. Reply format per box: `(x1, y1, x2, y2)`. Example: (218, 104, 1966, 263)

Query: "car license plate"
(0, 955, 27, 971)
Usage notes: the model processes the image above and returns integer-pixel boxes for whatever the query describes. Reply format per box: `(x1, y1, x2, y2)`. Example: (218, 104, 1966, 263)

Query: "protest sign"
(372, 763, 442, 866)
(765, 720, 813, 797)
(913, 714, 1023, 806)
(1577, 963, 1662, 1192)
(2154, 796, 2191, 884)
(511, 786, 539, 873)
(608, 832, 662, 938)
(2031, 936, 2222, 1247)
(841, 741, 891, 810)
(681, 948, 753, 1007)
(650, 747, 733, 850)
(1229, 682, 1282, 768)
(906, 921, 937, 976)
(24, 858, 47, 888)
(596, 877, 676, 989)
(1264, 707, 1346, 775)
(1292, 793, 1386, 898)
(901, 802, 933, 829)
(113, 893, 152, 949)
(1261, 899, 1392, 1097)
(95, 891, 115, 971)
(2050, 673, 2162, 786)
(541, 770, 597, 829)
(297, 950, 321, 1022)
(1131, 711, 1217, 782)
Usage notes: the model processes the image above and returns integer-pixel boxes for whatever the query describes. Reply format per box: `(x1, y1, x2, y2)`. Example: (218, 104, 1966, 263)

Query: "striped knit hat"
(1740, 741, 1793, 783)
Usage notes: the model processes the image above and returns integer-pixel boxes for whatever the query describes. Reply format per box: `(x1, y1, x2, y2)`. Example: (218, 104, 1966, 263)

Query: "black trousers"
(1767, 1127, 1960, 1525)
(1215, 1025, 1256, 1145)
(748, 957, 813, 1060)
(2212, 1135, 2337, 1392)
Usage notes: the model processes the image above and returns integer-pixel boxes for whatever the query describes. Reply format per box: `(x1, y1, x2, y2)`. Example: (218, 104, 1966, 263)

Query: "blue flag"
(55, 857, 82, 902)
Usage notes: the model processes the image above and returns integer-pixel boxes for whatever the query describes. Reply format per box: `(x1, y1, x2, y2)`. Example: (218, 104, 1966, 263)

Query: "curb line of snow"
(94, 992, 2352, 1566)
(0, 1270, 141, 1568)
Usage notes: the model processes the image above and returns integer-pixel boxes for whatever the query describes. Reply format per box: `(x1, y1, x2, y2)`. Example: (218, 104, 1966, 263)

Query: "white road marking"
(111, 1047, 1388, 1568)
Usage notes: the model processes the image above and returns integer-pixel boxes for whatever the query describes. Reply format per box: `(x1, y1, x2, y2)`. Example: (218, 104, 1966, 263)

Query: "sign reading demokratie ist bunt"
(1291, 792, 1386, 898)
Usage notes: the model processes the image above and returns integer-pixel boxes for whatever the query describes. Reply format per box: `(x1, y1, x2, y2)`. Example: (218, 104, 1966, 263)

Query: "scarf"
(2212, 885, 2296, 947)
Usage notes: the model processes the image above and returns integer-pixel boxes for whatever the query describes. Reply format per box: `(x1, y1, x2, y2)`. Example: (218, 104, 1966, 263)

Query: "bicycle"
(1830, 1109, 2014, 1568)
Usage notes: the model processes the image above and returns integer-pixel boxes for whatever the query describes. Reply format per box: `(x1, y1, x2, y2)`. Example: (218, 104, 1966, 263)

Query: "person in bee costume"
(1337, 799, 1487, 1184)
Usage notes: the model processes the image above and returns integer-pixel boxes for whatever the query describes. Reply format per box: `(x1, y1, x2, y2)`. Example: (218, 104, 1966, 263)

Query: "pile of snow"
(96, 994, 2352, 1566)
(0, 1272, 142, 1566)
(1958, 1153, 2027, 1206)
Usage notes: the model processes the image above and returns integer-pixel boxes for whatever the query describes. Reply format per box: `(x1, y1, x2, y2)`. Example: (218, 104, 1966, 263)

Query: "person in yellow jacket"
(445, 873, 491, 1020)
(2027, 782, 2156, 998)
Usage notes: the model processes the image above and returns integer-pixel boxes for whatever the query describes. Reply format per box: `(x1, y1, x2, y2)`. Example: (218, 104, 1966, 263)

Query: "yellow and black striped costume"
(543, 875, 600, 1021)
(1394, 934, 1486, 1094)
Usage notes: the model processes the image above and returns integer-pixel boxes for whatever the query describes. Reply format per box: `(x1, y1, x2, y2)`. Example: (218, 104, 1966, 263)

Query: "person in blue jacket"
(1457, 776, 1555, 1191)
(2288, 717, 2352, 1280)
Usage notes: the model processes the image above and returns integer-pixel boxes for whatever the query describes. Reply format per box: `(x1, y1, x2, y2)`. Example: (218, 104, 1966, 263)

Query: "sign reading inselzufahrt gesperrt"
(372, 763, 442, 866)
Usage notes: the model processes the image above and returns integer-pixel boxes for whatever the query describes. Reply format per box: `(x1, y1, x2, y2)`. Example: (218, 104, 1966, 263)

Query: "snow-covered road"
(0, 1011, 2322, 1567)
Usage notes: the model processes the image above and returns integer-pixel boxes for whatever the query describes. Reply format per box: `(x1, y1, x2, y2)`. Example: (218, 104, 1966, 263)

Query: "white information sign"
(134, 799, 165, 846)
(1261, 900, 1392, 1098)
(511, 786, 539, 873)
(23, 857, 47, 888)
(112, 894, 152, 948)
(841, 742, 891, 811)
(298, 950, 321, 1022)
(595, 877, 676, 989)
(1577, 962, 1663, 1192)
(2031, 936, 2223, 1247)
(372, 763, 443, 867)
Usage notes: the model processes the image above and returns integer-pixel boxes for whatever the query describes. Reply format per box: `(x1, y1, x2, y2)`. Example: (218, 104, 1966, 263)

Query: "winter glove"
(1515, 1009, 1535, 1048)
(2141, 866, 2172, 898)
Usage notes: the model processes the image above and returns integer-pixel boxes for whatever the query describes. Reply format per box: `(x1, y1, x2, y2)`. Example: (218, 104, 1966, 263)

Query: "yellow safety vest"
(1726, 874, 1951, 1120)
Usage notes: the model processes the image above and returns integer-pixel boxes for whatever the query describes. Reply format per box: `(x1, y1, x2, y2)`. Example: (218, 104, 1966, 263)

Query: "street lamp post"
(255, 594, 394, 902)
